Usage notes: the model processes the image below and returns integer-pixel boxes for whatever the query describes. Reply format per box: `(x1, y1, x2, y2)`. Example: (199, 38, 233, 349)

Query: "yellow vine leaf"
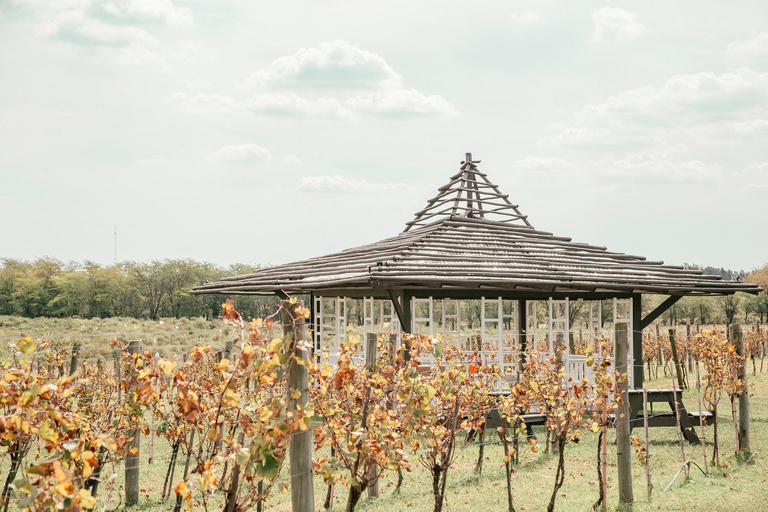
(78, 489, 97, 509)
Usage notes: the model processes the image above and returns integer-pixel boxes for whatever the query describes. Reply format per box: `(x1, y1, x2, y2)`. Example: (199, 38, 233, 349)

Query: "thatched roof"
(192, 154, 759, 297)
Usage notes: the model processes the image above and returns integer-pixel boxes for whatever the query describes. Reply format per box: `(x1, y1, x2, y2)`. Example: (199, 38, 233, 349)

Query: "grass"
(0, 315, 230, 362)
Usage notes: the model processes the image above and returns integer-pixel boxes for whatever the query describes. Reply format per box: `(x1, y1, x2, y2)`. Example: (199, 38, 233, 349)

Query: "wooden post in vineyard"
(732, 324, 751, 454)
(125, 340, 141, 506)
(366, 333, 380, 498)
(668, 329, 684, 390)
(69, 342, 80, 375)
(281, 300, 315, 512)
(686, 322, 693, 372)
(615, 323, 634, 505)
(642, 388, 652, 497)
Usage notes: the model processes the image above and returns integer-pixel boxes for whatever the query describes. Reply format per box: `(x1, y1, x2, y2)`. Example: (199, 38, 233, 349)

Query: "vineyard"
(0, 300, 766, 511)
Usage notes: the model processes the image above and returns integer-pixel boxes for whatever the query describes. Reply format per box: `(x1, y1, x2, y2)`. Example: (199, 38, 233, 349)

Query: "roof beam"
(639, 295, 682, 330)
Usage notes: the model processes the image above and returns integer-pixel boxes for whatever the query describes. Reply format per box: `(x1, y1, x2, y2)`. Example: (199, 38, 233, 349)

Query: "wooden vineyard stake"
(69, 342, 80, 375)
(125, 339, 141, 506)
(669, 329, 685, 390)
(670, 364, 689, 481)
(366, 333, 380, 499)
(695, 358, 708, 473)
(732, 324, 751, 455)
(615, 323, 634, 505)
(282, 300, 315, 512)
(173, 430, 195, 512)
(643, 388, 652, 497)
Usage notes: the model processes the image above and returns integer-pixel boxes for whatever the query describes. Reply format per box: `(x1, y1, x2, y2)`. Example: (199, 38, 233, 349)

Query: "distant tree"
(131, 261, 169, 320)
(718, 295, 740, 327)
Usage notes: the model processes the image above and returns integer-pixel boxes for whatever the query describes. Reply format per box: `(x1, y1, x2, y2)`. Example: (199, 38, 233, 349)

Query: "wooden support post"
(387, 289, 412, 334)
(668, 329, 685, 390)
(615, 323, 634, 505)
(632, 295, 643, 389)
(517, 299, 527, 372)
(224, 340, 233, 361)
(731, 324, 751, 454)
(69, 342, 80, 375)
(125, 340, 141, 507)
(282, 300, 315, 512)
(365, 334, 380, 499)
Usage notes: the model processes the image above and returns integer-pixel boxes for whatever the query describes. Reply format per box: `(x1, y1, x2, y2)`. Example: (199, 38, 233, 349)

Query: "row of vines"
(0, 301, 759, 512)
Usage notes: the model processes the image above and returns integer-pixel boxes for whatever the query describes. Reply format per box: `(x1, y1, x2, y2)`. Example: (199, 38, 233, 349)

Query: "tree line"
(1, 257, 767, 325)
(0, 258, 279, 321)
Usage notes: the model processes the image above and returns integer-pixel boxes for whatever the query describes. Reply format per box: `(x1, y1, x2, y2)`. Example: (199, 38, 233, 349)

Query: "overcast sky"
(1, 0, 767, 271)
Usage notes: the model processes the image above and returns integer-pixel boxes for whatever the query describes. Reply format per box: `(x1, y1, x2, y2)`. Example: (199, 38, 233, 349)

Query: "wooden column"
(366, 334, 380, 498)
(632, 295, 643, 389)
(401, 292, 412, 334)
(387, 289, 412, 334)
(517, 299, 527, 370)
(282, 301, 315, 512)
(125, 340, 141, 506)
(731, 324, 751, 454)
(309, 292, 316, 358)
(615, 323, 634, 505)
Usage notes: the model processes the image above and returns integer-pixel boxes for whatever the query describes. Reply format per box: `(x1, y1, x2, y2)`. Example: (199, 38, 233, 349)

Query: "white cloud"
(537, 126, 658, 150)
(727, 33, 768, 60)
(42, 9, 157, 47)
(540, 68, 768, 150)
(346, 89, 458, 118)
(211, 144, 271, 165)
(23, 0, 193, 61)
(246, 93, 353, 120)
(592, 6, 645, 42)
(248, 40, 402, 90)
(744, 183, 768, 194)
(513, 154, 727, 185)
(240, 41, 458, 121)
(298, 175, 413, 194)
(95, 0, 194, 28)
(512, 156, 570, 169)
(726, 119, 768, 136)
(510, 11, 538, 26)
(283, 155, 303, 166)
(170, 92, 239, 114)
(583, 69, 768, 122)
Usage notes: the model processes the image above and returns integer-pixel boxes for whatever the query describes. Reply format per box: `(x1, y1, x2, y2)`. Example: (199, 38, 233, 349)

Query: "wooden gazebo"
(193, 153, 759, 398)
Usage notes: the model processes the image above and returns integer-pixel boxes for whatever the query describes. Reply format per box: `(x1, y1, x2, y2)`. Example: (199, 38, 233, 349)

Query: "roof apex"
(404, 152, 533, 232)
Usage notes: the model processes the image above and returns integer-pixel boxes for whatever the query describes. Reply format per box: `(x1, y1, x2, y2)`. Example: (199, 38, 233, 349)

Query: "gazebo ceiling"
(192, 154, 760, 298)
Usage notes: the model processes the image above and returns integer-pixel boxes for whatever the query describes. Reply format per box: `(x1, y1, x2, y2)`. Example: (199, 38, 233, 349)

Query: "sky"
(1, 0, 767, 272)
